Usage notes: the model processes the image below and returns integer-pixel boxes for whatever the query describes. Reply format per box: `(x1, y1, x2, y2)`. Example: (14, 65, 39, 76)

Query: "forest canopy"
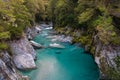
(0, 0, 45, 50)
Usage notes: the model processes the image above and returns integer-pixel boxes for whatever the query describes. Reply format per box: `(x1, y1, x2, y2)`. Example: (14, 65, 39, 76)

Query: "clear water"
(22, 25, 100, 80)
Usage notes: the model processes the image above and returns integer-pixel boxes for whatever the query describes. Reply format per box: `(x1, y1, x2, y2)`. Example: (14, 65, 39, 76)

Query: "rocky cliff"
(0, 26, 40, 80)
(55, 27, 120, 79)
(91, 33, 120, 79)
(0, 51, 30, 80)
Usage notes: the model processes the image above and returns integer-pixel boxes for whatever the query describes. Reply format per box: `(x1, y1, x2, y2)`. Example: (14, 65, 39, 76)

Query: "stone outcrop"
(85, 34, 120, 79)
(0, 51, 23, 80)
(25, 25, 42, 40)
(9, 36, 36, 70)
(0, 25, 39, 80)
(13, 53, 36, 70)
(56, 27, 120, 79)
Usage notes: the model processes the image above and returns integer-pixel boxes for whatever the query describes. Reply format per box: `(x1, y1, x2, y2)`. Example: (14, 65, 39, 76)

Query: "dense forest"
(0, 0, 45, 50)
(48, 0, 120, 46)
(0, 0, 120, 80)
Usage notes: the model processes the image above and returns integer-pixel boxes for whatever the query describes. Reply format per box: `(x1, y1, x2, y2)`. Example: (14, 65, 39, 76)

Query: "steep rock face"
(0, 51, 22, 80)
(9, 36, 36, 70)
(56, 27, 120, 79)
(90, 34, 120, 79)
(9, 36, 36, 59)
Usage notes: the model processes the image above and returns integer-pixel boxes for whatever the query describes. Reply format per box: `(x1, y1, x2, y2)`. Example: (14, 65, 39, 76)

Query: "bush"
(0, 42, 8, 50)
(0, 31, 10, 40)
(9, 26, 23, 39)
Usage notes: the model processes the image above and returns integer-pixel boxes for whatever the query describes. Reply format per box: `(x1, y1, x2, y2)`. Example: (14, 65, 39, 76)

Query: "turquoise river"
(22, 24, 100, 80)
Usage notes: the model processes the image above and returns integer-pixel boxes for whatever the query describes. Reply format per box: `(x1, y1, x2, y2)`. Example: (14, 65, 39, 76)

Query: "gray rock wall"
(0, 51, 22, 80)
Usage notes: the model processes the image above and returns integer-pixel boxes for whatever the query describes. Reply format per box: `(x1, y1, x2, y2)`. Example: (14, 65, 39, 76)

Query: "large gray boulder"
(13, 54, 36, 70)
(9, 36, 36, 59)
(9, 36, 36, 70)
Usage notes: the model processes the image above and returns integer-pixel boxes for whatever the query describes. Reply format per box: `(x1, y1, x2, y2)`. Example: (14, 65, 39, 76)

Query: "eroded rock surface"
(9, 36, 36, 70)
(0, 51, 23, 80)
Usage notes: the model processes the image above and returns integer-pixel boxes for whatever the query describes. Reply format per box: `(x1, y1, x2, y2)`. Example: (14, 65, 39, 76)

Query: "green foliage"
(78, 9, 95, 24)
(0, 0, 47, 52)
(0, 32, 10, 40)
(0, 42, 8, 50)
(79, 35, 91, 45)
(48, 0, 120, 79)
(106, 66, 120, 80)
(9, 26, 23, 39)
(48, 0, 77, 27)
(24, 0, 46, 21)
(114, 56, 120, 68)
(0, 0, 46, 50)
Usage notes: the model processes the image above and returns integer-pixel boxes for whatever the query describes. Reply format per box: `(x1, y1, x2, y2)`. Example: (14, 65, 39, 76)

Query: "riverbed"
(22, 24, 100, 80)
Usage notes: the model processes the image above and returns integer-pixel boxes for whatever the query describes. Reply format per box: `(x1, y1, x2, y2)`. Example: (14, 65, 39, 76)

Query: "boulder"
(45, 27, 53, 30)
(30, 41, 44, 49)
(9, 36, 37, 70)
(49, 43, 65, 48)
(13, 54, 36, 70)
(9, 36, 36, 59)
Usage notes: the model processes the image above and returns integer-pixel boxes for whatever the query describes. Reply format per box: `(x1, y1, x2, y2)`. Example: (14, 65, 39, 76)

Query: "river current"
(22, 24, 100, 80)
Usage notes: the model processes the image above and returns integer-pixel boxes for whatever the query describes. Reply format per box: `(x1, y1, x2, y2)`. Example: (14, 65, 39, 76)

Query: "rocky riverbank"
(55, 27, 120, 79)
(0, 24, 42, 80)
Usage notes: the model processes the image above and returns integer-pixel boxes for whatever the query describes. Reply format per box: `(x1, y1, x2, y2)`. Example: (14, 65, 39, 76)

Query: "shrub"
(0, 42, 8, 50)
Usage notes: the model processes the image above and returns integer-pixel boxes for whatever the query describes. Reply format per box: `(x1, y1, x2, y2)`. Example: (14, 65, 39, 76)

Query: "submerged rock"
(55, 51, 61, 54)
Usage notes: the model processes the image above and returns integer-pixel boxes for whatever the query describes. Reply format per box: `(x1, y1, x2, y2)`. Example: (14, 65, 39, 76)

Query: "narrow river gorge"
(1, 0, 120, 80)
(21, 23, 100, 80)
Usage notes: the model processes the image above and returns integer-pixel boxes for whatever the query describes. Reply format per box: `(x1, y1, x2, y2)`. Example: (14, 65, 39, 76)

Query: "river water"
(22, 24, 100, 80)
